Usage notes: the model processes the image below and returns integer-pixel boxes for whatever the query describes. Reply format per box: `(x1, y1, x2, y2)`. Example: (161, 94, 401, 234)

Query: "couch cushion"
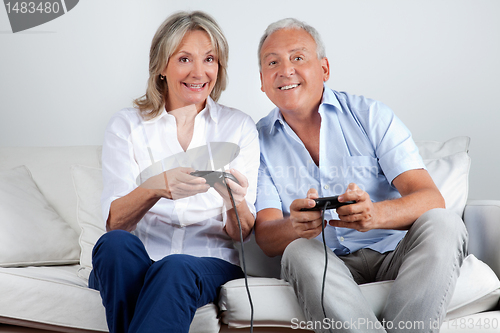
(0, 166, 80, 267)
(71, 165, 106, 280)
(0, 265, 107, 332)
(219, 254, 500, 328)
(416, 136, 470, 217)
(0, 265, 219, 333)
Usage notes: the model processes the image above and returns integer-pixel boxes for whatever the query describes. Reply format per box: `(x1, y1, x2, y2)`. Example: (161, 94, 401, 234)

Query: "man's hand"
(139, 167, 210, 200)
(329, 183, 378, 232)
(290, 188, 326, 239)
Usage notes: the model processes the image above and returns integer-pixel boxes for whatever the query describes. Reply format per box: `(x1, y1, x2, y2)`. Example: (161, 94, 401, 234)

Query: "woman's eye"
(180, 57, 189, 63)
(206, 56, 215, 63)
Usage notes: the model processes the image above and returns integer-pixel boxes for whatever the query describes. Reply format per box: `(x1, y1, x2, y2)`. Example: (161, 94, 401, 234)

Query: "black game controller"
(190, 171, 240, 187)
(300, 195, 356, 211)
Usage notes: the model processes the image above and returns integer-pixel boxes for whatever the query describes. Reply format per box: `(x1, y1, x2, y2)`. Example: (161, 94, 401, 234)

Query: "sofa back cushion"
(71, 165, 106, 280)
(0, 146, 102, 233)
(415, 136, 470, 217)
(0, 166, 80, 267)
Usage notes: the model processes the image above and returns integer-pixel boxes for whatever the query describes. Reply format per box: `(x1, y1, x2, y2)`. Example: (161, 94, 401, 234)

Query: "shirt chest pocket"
(342, 156, 383, 193)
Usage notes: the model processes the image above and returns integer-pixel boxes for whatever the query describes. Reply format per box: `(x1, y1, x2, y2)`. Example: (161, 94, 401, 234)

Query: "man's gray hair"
(257, 18, 326, 70)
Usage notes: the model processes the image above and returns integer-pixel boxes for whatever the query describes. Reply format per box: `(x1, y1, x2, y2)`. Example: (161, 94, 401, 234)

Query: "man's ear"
(321, 57, 330, 82)
(260, 72, 264, 92)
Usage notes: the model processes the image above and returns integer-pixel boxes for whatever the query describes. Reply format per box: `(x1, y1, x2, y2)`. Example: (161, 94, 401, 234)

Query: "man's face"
(259, 28, 329, 115)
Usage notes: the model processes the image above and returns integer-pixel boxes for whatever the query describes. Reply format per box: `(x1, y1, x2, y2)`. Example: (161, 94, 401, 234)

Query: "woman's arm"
(214, 169, 256, 241)
(107, 187, 162, 232)
(107, 167, 210, 231)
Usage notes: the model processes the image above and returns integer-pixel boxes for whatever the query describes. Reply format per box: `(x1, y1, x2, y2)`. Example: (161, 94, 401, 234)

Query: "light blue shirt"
(256, 85, 426, 255)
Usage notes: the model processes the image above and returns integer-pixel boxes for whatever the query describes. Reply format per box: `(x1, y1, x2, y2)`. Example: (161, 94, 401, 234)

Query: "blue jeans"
(89, 230, 244, 333)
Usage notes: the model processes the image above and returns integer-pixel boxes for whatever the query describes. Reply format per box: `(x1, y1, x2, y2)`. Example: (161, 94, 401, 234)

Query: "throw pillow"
(71, 165, 106, 280)
(416, 137, 471, 217)
(0, 165, 80, 267)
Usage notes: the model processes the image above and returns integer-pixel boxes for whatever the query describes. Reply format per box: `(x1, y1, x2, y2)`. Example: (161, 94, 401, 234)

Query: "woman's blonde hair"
(134, 11, 229, 119)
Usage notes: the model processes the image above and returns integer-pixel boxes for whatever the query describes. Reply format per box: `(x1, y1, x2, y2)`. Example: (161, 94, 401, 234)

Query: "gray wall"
(1, 0, 499, 200)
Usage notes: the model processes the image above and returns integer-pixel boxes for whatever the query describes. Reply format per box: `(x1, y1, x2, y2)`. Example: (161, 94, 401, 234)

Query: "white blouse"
(101, 97, 260, 265)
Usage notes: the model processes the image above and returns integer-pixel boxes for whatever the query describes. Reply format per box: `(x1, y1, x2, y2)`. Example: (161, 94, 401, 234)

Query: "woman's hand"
(213, 169, 248, 209)
(214, 169, 255, 241)
(139, 167, 210, 200)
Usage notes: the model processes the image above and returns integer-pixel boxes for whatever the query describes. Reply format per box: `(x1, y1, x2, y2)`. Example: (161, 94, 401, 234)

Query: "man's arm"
(331, 169, 445, 231)
(255, 189, 325, 257)
(255, 209, 296, 257)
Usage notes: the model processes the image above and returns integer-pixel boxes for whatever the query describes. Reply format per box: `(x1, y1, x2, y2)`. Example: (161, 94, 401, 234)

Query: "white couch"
(1, 137, 500, 333)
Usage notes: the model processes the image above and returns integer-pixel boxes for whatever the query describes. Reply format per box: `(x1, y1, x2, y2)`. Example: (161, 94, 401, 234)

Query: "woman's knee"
(92, 230, 147, 265)
(148, 255, 197, 282)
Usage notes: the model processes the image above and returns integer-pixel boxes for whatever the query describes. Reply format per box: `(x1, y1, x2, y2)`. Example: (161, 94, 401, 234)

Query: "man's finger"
(291, 198, 317, 213)
(306, 188, 319, 199)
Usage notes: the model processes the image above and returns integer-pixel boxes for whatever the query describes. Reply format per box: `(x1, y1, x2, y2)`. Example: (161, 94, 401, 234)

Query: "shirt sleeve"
(255, 154, 283, 213)
(239, 116, 261, 219)
(100, 111, 141, 227)
(364, 101, 426, 184)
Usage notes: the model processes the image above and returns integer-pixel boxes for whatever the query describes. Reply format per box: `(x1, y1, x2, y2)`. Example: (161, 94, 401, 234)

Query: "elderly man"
(254, 18, 467, 332)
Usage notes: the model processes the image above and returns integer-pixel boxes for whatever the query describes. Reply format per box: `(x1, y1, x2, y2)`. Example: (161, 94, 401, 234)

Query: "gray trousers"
(282, 208, 468, 333)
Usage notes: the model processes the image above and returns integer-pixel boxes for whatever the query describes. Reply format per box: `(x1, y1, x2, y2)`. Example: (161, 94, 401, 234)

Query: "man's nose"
(279, 62, 295, 77)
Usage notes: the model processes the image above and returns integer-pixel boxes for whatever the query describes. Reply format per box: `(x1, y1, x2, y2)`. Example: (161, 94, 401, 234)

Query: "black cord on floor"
(223, 176, 254, 333)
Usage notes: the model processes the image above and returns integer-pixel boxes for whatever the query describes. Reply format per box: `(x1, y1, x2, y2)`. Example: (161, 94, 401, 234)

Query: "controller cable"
(321, 201, 333, 333)
(223, 176, 254, 333)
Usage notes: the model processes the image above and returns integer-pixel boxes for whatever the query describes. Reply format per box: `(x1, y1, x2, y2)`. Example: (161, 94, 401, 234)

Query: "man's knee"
(411, 208, 468, 253)
(416, 208, 467, 236)
(282, 238, 320, 269)
(281, 238, 347, 280)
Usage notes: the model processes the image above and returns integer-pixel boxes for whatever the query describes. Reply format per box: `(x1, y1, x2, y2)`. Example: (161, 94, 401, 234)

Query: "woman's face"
(162, 30, 219, 112)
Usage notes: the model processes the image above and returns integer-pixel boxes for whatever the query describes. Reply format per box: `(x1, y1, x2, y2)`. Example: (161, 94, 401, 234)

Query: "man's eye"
(294, 56, 303, 61)
(269, 61, 277, 66)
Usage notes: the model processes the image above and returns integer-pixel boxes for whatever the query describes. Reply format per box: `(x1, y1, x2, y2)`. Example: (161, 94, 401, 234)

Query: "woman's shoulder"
(110, 107, 142, 120)
(104, 107, 144, 133)
(210, 99, 255, 125)
(107, 107, 145, 125)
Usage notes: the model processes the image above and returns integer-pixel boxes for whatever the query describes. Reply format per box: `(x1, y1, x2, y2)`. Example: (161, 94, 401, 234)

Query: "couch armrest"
(463, 200, 500, 278)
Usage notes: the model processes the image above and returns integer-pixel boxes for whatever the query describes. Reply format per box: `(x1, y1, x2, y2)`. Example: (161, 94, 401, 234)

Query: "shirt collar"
(268, 108, 286, 135)
(320, 83, 343, 114)
(143, 96, 219, 123)
(268, 84, 342, 134)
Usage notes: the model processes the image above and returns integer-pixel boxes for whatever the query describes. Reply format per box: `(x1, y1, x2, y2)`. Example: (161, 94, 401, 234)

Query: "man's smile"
(279, 83, 300, 91)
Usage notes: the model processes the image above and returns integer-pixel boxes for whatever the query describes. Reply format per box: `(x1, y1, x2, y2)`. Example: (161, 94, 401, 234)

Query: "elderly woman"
(89, 11, 259, 333)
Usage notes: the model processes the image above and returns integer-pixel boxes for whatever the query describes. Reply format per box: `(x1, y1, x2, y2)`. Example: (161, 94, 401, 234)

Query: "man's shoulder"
(330, 89, 381, 112)
(327, 89, 396, 129)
